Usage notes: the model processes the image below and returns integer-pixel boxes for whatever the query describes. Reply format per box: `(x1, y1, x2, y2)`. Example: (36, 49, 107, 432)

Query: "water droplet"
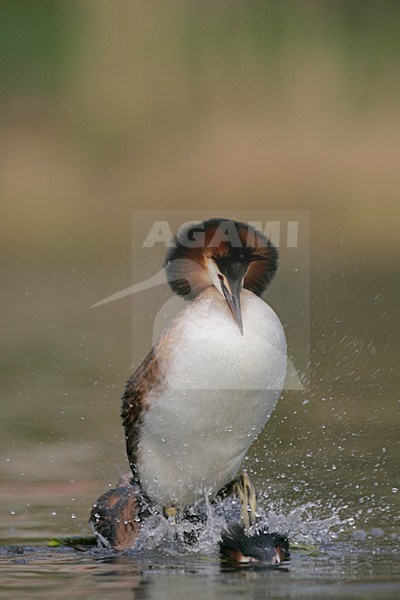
(371, 527, 384, 537)
(353, 529, 366, 540)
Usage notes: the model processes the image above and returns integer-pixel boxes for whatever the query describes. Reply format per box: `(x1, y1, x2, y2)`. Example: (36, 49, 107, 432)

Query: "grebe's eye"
(218, 274, 224, 283)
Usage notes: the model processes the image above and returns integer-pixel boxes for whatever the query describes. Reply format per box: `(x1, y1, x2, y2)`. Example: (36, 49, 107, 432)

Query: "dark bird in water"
(90, 474, 148, 551)
(219, 523, 290, 565)
(91, 218, 287, 550)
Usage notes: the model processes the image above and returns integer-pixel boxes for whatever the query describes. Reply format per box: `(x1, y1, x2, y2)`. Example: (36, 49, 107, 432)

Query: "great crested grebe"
(91, 218, 287, 551)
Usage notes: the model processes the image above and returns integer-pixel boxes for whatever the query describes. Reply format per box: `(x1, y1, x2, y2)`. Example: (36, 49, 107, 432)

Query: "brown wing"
(121, 348, 162, 482)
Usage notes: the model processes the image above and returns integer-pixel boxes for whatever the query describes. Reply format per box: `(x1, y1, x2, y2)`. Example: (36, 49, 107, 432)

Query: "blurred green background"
(0, 0, 399, 541)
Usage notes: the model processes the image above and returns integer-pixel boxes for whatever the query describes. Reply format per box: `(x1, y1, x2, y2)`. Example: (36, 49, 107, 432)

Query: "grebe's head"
(164, 218, 278, 334)
(219, 523, 290, 565)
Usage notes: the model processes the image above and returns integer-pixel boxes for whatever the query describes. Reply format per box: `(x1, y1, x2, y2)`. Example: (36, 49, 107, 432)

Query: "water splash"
(255, 500, 346, 546)
(130, 492, 346, 555)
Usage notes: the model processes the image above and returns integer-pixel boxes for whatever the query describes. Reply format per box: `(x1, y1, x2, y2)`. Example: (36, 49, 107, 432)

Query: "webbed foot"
(233, 472, 258, 530)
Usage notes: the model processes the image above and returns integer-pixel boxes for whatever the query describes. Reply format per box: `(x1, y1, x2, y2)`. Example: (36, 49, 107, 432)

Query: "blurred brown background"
(1, 0, 399, 541)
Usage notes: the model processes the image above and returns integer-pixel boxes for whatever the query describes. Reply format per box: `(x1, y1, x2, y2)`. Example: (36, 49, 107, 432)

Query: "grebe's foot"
(163, 505, 179, 522)
(234, 472, 257, 530)
(89, 474, 143, 551)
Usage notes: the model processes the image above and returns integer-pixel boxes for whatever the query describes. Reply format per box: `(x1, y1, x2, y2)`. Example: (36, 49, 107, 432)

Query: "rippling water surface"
(1, 482, 399, 599)
(1, 270, 399, 598)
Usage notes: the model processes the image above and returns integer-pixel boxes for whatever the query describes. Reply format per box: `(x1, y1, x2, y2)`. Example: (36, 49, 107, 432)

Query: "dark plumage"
(121, 349, 161, 483)
(219, 523, 290, 564)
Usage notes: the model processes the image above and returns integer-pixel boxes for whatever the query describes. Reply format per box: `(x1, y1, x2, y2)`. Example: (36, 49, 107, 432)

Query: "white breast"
(138, 288, 287, 507)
